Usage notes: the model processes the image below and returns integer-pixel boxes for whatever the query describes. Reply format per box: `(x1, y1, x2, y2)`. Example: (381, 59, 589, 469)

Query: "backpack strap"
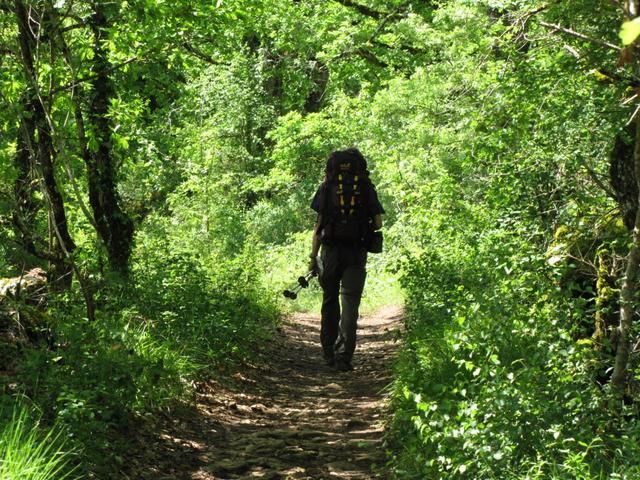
(338, 174, 345, 216)
(350, 174, 361, 216)
(317, 179, 330, 223)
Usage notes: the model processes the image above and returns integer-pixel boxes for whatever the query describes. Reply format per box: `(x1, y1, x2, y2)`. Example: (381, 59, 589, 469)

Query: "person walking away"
(308, 148, 384, 372)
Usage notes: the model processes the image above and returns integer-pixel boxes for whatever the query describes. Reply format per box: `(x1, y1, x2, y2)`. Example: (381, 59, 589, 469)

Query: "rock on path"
(126, 306, 402, 480)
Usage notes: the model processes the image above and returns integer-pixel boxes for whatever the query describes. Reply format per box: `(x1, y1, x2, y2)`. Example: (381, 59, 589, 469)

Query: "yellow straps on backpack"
(336, 173, 362, 216)
(347, 175, 359, 215)
(338, 174, 345, 215)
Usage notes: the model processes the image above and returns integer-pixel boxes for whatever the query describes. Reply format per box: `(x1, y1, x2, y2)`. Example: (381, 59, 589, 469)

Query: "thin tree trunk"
(14, 0, 75, 288)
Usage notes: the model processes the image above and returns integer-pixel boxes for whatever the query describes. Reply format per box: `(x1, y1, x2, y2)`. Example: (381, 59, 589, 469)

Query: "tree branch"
(372, 39, 426, 56)
(11, 210, 60, 263)
(339, 1, 417, 69)
(331, 0, 385, 19)
(182, 42, 227, 65)
(596, 67, 640, 88)
(59, 22, 87, 33)
(580, 163, 617, 200)
(370, 3, 404, 37)
(54, 28, 99, 232)
(510, 3, 549, 31)
(356, 47, 388, 68)
(539, 20, 621, 51)
(50, 55, 138, 94)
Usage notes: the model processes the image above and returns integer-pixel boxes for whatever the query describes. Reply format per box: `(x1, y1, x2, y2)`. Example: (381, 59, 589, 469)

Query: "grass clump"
(0, 405, 76, 480)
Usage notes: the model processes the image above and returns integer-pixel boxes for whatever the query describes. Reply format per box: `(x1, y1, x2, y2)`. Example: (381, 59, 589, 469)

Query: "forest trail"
(127, 306, 403, 480)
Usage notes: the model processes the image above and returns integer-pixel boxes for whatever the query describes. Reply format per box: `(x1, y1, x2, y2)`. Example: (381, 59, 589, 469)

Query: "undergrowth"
(1, 213, 279, 477)
(387, 228, 640, 479)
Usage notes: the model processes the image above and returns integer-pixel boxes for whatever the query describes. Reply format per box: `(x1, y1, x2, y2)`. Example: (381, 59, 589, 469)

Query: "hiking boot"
(334, 358, 353, 372)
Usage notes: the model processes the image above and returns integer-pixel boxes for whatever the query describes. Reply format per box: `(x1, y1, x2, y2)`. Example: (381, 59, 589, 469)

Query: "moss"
(548, 218, 628, 340)
(593, 250, 618, 347)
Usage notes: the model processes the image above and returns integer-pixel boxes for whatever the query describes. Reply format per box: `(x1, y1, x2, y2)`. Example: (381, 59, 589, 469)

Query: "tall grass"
(0, 405, 76, 480)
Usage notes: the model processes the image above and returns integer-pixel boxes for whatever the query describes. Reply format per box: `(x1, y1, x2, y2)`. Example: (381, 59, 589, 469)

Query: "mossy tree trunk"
(610, 0, 640, 390)
(12, 99, 40, 257)
(611, 117, 640, 389)
(83, 3, 134, 277)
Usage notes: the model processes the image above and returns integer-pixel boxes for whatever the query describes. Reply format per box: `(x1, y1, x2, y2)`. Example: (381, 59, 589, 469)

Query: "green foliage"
(133, 216, 279, 364)
(0, 405, 76, 480)
(374, 2, 640, 478)
(388, 232, 640, 478)
(620, 18, 640, 45)
(3, 0, 640, 477)
(7, 205, 279, 475)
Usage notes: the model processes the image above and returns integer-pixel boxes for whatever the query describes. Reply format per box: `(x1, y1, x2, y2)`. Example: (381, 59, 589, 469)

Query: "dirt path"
(127, 306, 402, 480)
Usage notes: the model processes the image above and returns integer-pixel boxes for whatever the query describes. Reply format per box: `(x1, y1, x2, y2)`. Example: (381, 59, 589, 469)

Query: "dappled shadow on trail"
(125, 305, 402, 480)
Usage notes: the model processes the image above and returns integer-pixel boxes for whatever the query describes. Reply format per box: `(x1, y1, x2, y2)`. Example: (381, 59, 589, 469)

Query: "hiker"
(308, 148, 384, 372)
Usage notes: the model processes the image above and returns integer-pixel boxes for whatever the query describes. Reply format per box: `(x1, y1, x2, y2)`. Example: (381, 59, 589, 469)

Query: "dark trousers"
(319, 244, 367, 363)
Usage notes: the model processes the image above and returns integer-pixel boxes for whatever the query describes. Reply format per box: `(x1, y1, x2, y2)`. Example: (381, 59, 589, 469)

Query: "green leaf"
(620, 17, 640, 45)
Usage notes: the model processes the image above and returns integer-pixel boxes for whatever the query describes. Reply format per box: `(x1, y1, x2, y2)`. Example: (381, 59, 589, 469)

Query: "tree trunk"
(13, 107, 39, 256)
(304, 60, 329, 113)
(14, 0, 75, 288)
(611, 117, 640, 389)
(83, 4, 134, 277)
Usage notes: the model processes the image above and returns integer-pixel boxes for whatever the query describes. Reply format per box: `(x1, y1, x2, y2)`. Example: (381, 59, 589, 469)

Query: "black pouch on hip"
(367, 231, 383, 254)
